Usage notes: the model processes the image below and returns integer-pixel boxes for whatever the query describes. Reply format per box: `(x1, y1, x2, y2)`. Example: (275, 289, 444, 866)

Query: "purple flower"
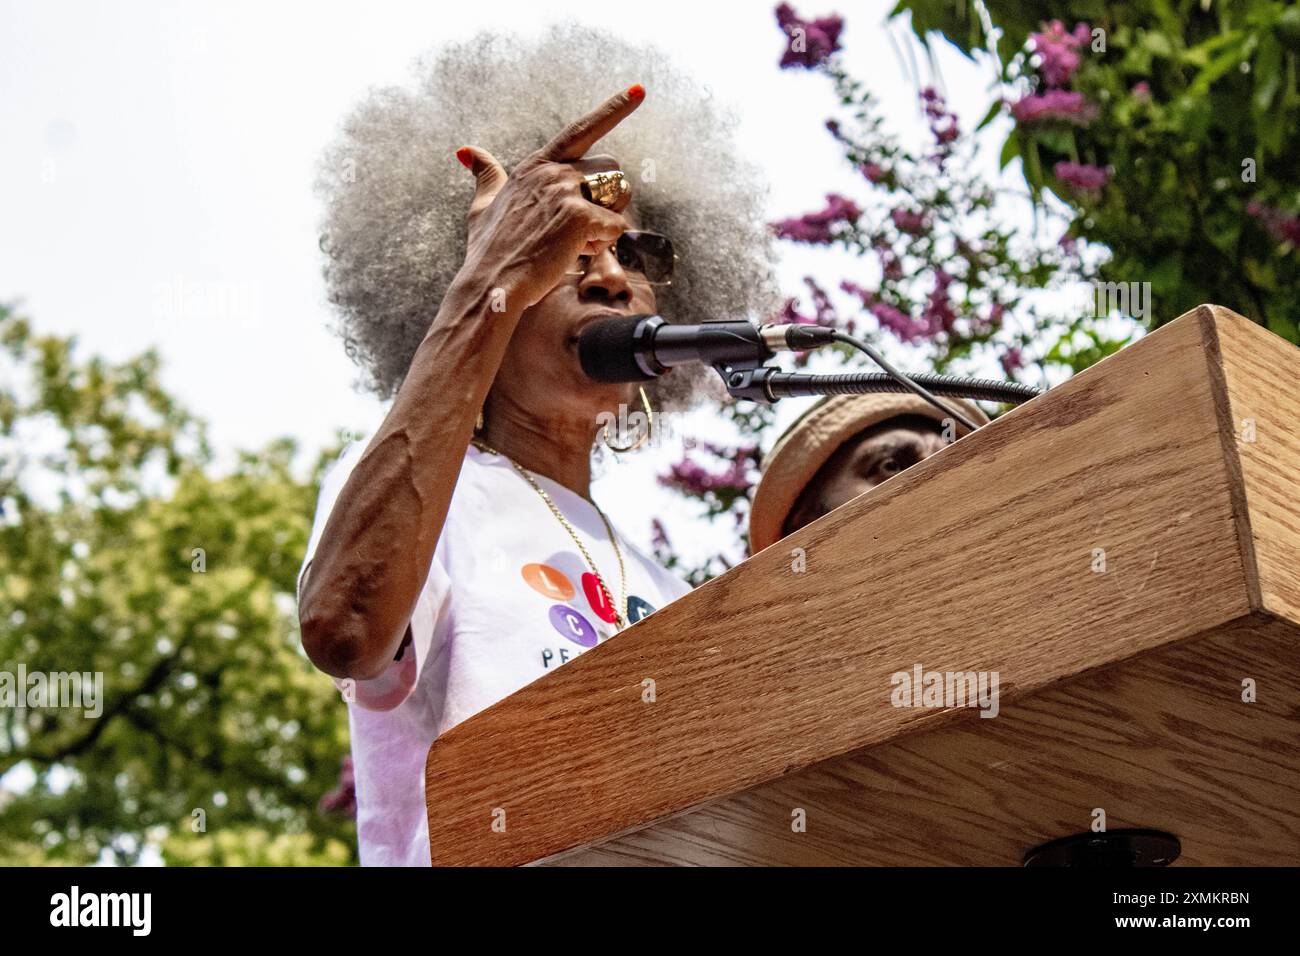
(1053, 161, 1111, 192)
(1030, 20, 1091, 87)
(776, 280, 838, 327)
(778, 296, 816, 325)
(839, 279, 872, 305)
(841, 282, 933, 344)
(318, 755, 357, 818)
(920, 87, 950, 117)
(660, 444, 759, 499)
(890, 207, 930, 236)
(851, 270, 959, 343)
(803, 276, 840, 326)
(877, 246, 904, 281)
(920, 87, 961, 155)
(1247, 201, 1300, 244)
(1001, 347, 1026, 375)
(772, 193, 862, 244)
(870, 302, 925, 341)
(879, 305, 939, 342)
(860, 162, 886, 182)
(776, 3, 844, 69)
(1011, 90, 1096, 125)
(921, 269, 958, 336)
(1132, 81, 1151, 100)
(650, 518, 671, 552)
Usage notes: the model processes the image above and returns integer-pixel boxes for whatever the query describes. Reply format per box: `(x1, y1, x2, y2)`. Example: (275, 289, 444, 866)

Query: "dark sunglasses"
(567, 231, 676, 286)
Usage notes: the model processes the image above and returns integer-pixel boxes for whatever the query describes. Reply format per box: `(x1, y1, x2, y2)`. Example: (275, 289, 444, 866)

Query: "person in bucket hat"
(749, 393, 989, 554)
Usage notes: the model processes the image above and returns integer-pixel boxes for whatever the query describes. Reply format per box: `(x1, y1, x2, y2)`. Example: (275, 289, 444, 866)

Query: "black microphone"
(577, 314, 836, 383)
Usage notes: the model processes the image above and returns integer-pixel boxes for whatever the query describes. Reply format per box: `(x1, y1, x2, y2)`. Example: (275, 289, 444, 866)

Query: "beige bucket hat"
(748, 393, 989, 554)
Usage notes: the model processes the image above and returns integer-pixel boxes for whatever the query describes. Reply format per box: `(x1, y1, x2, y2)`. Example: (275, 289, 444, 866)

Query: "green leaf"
(1183, 29, 1247, 68)
(1188, 35, 1250, 97)
(1148, 256, 1184, 295)
(1243, 257, 1278, 292)
(1023, 137, 1045, 195)
(1254, 33, 1284, 112)
(999, 132, 1020, 170)
(1140, 29, 1175, 60)
(891, 0, 986, 60)
(1265, 313, 1299, 343)
(1032, 128, 1076, 156)
(1276, 7, 1300, 52)
(975, 97, 1004, 132)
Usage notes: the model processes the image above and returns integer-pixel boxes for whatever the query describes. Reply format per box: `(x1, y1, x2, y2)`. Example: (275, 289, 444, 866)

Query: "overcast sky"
(1, 0, 1023, 562)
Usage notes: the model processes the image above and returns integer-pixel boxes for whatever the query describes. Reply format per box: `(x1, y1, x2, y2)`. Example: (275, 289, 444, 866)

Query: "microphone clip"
(711, 361, 779, 404)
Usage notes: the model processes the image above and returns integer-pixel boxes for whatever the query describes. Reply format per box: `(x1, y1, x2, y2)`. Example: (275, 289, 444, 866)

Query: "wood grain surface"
(550, 612, 1298, 865)
(1208, 305, 1300, 624)
(426, 304, 1298, 866)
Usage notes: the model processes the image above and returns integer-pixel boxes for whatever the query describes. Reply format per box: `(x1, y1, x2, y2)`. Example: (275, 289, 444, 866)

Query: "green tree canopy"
(0, 303, 354, 865)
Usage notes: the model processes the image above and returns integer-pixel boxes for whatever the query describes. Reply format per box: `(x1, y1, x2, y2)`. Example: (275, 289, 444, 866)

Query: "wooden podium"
(425, 304, 1300, 866)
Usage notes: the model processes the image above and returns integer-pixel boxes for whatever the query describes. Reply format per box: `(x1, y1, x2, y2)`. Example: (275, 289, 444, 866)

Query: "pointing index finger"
(540, 84, 645, 163)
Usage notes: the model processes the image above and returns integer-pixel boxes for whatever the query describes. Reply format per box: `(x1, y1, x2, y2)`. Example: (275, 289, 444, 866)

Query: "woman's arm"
(298, 86, 642, 679)
(298, 271, 519, 679)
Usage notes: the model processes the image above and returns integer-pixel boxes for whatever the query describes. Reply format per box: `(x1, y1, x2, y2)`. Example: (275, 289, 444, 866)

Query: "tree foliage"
(0, 303, 354, 865)
(894, 0, 1300, 340)
(653, 4, 1131, 582)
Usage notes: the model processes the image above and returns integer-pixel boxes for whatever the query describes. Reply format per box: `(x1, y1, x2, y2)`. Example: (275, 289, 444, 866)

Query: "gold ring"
(581, 170, 630, 209)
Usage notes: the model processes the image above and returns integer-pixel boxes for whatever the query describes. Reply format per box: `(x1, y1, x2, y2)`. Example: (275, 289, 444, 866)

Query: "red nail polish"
(455, 147, 474, 169)
(626, 83, 645, 101)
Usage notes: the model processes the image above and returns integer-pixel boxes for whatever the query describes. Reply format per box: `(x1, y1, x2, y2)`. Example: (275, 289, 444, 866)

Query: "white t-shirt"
(298, 439, 692, 867)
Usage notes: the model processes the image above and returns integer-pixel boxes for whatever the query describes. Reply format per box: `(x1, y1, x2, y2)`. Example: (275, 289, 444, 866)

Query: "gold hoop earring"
(474, 409, 484, 433)
(603, 386, 653, 453)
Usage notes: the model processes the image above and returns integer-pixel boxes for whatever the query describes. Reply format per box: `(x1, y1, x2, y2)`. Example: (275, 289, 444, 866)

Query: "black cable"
(717, 324, 1045, 411)
(827, 331, 980, 430)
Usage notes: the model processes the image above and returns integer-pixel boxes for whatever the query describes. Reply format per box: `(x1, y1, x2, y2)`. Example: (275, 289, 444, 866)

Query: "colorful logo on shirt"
(525, 561, 659, 649)
(626, 595, 656, 623)
(581, 572, 619, 624)
(521, 562, 575, 601)
(547, 604, 599, 648)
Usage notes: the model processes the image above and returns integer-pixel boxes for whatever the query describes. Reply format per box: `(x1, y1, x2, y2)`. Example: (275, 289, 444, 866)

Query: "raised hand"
(453, 84, 645, 310)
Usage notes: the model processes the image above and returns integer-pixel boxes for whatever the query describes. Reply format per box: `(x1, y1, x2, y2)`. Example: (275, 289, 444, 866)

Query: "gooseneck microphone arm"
(576, 315, 1045, 419)
(714, 365, 1043, 406)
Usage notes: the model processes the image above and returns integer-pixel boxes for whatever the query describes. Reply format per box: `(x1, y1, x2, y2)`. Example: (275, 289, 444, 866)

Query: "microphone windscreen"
(577, 315, 659, 383)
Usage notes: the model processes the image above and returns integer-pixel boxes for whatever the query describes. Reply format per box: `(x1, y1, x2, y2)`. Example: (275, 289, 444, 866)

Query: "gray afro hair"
(315, 23, 780, 409)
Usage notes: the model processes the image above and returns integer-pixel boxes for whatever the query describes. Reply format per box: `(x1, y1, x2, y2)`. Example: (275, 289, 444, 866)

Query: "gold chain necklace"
(471, 438, 626, 630)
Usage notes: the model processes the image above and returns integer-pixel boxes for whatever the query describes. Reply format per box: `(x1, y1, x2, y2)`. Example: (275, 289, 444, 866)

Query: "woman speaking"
(297, 26, 775, 865)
